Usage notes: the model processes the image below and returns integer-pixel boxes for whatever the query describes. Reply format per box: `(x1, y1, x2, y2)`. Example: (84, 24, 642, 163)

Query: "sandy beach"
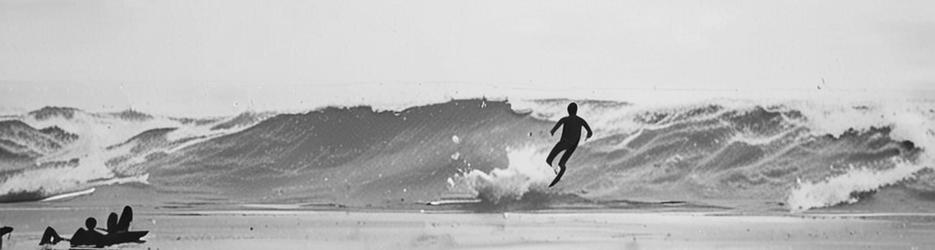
(2, 206, 934, 250)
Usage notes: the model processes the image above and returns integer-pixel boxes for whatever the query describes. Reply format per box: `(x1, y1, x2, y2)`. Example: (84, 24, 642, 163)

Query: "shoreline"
(3, 208, 934, 250)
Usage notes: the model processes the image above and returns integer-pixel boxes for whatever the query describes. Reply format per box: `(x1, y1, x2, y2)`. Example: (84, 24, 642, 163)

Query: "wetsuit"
(546, 115, 592, 187)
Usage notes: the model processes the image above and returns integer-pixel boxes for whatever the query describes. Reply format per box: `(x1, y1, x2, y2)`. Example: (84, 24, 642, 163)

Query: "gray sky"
(2, 0, 934, 116)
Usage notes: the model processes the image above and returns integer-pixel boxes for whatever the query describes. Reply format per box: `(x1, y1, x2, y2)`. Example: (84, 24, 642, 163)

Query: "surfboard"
(426, 197, 482, 206)
(105, 230, 148, 244)
(40, 188, 96, 202)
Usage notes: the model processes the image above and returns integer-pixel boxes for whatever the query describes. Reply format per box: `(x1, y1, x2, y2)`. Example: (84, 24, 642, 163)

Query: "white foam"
(448, 146, 553, 203)
(787, 160, 925, 212)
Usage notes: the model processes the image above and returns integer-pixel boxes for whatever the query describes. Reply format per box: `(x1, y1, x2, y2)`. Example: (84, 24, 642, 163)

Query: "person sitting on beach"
(39, 217, 105, 247)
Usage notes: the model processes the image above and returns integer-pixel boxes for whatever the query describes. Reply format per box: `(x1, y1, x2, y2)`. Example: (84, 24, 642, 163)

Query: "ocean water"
(1, 97, 933, 214)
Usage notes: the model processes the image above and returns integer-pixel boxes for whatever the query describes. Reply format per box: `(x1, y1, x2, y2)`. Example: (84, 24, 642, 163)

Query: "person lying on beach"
(40, 217, 105, 247)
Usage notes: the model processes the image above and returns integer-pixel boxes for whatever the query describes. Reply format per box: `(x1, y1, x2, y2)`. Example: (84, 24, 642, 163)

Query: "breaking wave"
(2, 98, 934, 213)
(0, 108, 268, 202)
(787, 159, 925, 212)
(779, 101, 935, 212)
(510, 99, 934, 212)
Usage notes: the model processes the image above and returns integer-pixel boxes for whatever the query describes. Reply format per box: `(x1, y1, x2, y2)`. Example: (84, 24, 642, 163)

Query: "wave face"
(3, 99, 934, 212)
(138, 100, 542, 207)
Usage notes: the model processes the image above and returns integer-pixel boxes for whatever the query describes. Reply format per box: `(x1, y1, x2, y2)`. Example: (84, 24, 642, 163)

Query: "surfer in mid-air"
(546, 102, 592, 187)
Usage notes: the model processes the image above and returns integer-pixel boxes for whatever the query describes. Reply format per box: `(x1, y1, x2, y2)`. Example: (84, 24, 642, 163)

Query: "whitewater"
(0, 108, 269, 202)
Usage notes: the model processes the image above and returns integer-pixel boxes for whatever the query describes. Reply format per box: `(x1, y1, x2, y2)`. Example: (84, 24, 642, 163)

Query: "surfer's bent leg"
(548, 143, 576, 187)
(546, 142, 567, 166)
(107, 213, 118, 233)
(557, 144, 577, 167)
(549, 154, 569, 187)
(116, 205, 133, 232)
(39, 227, 65, 245)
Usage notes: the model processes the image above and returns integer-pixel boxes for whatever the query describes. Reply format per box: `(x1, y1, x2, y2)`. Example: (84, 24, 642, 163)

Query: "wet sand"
(2, 208, 934, 250)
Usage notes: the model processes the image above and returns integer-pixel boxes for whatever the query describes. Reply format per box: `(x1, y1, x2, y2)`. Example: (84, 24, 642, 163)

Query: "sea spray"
(448, 146, 553, 203)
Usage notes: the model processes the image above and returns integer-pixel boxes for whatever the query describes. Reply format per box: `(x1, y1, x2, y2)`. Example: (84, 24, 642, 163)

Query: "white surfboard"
(41, 188, 96, 202)
(426, 197, 482, 206)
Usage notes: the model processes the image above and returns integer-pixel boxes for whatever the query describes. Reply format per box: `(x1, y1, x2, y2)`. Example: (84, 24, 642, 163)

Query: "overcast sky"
(2, 0, 934, 116)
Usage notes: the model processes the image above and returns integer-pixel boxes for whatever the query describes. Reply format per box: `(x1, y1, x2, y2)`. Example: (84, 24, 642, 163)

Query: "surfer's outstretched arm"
(550, 118, 565, 136)
(582, 119, 593, 139)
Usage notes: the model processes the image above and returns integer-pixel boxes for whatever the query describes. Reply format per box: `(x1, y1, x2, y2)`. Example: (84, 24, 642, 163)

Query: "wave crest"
(787, 159, 926, 212)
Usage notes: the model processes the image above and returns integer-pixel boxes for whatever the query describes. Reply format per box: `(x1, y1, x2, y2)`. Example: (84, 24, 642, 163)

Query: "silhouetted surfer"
(546, 102, 592, 187)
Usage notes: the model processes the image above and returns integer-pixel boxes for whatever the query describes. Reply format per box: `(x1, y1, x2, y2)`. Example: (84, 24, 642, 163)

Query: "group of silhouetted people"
(0, 205, 146, 249)
(40, 205, 139, 248)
